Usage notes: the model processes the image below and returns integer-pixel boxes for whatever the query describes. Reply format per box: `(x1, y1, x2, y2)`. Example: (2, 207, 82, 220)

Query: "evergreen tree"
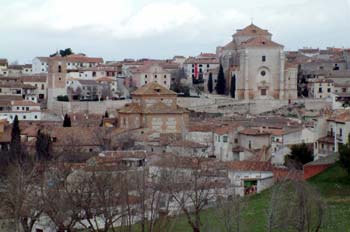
(230, 75, 236, 98)
(207, 73, 213, 93)
(63, 114, 72, 127)
(10, 115, 22, 161)
(339, 134, 350, 175)
(36, 130, 52, 161)
(104, 111, 109, 118)
(99, 116, 104, 127)
(216, 64, 226, 95)
(288, 143, 313, 167)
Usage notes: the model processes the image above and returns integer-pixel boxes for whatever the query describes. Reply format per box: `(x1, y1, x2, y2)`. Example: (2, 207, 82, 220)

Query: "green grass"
(128, 164, 350, 232)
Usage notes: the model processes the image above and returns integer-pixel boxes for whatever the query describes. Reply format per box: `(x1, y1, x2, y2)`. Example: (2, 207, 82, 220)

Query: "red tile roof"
(241, 37, 282, 48)
(226, 161, 273, 172)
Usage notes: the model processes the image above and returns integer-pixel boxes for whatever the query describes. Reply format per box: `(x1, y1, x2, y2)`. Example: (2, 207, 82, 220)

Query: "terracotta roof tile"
(226, 161, 273, 172)
(234, 24, 272, 37)
(241, 37, 282, 48)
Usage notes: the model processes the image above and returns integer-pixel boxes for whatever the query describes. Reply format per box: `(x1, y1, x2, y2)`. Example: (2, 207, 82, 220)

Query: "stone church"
(118, 82, 189, 134)
(216, 24, 297, 101)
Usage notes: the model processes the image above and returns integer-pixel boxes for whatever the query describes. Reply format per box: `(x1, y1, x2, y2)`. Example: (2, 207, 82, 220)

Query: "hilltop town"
(0, 24, 350, 232)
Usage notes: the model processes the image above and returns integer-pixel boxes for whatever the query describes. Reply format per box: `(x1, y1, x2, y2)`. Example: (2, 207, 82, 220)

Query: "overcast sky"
(1, 0, 350, 63)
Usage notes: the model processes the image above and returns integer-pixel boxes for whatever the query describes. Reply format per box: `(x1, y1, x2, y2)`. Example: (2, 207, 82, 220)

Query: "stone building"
(118, 82, 189, 134)
(216, 24, 297, 101)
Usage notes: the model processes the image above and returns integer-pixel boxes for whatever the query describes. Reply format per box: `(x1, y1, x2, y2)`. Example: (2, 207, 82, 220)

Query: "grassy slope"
(129, 164, 350, 232)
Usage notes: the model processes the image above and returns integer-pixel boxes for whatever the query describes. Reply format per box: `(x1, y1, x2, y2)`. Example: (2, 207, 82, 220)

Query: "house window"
(207, 64, 210, 68)
(23, 115, 26, 119)
(218, 136, 220, 142)
(327, 88, 331, 93)
(34, 115, 38, 119)
(41, 84, 44, 90)
(145, 75, 148, 78)
(319, 88, 322, 93)
(234, 138, 238, 143)
(343, 88, 346, 93)
(339, 128, 343, 136)
(248, 141, 252, 149)
(164, 81, 167, 84)
(261, 89, 267, 96)
(155, 75, 157, 78)
(223, 136, 228, 143)
(164, 75, 166, 78)
(260, 70, 266, 76)
(262, 56, 266, 62)
(58, 65, 62, 73)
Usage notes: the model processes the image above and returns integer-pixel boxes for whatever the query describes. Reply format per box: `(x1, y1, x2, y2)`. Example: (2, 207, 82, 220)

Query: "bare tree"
(135, 167, 176, 232)
(266, 180, 325, 232)
(214, 193, 246, 232)
(1, 161, 43, 232)
(161, 156, 226, 232)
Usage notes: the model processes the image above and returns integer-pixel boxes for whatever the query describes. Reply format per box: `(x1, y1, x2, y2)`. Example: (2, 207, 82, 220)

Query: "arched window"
(58, 65, 62, 73)
(262, 56, 266, 62)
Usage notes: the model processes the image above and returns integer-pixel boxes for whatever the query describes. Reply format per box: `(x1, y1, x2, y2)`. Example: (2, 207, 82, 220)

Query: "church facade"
(216, 24, 297, 101)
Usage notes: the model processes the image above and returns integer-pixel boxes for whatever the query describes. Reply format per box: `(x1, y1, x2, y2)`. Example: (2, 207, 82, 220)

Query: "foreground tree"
(163, 156, 223, 232)
(216, 64, 226, 95)
(339, 134, 350, 175)
(266, 180, 325, 232)
(215, 194, 246, 232)
(1, 162, 43, 232)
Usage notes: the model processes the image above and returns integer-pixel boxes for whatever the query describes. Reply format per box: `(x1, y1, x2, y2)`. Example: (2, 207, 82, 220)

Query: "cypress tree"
(230, 75, 236, 98)
(207, 73, 213, 93)
(63, 114, 71, 127)
(10, 115, 22, 161)
(216, 64, 226, 95)
(36, 130, 52, 161)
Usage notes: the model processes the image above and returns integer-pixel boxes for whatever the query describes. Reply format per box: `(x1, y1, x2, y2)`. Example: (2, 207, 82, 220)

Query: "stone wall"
(177, 97, 290, 115)
(49, 100, 130, 115)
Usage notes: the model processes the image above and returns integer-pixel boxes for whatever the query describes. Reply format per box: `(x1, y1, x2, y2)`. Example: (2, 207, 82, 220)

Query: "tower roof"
(240, 37, 283, 48)
(234, 24, 271, 37)
(132, 82, 176, 96)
